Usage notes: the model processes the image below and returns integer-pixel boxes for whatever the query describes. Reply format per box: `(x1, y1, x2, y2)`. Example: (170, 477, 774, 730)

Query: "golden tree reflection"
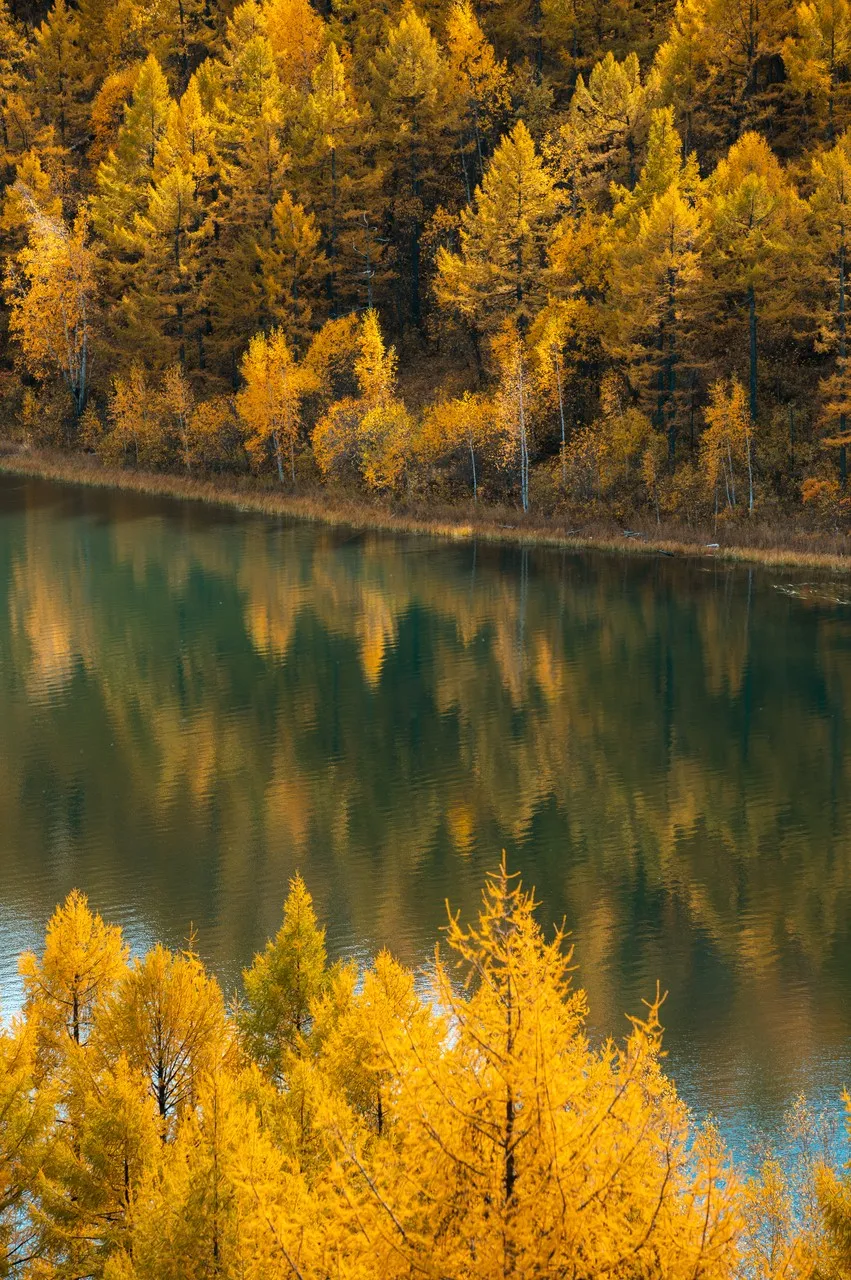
(3, 476, 851, 1123)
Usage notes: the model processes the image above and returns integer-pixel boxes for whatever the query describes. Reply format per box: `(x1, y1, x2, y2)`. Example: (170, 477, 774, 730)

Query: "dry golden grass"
(2, 446, 850, 572)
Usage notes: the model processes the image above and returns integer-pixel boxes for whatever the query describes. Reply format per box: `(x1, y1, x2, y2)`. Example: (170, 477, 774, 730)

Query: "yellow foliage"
(95, 942, 232, 1123)
(354, 307, 396, 405)
(358, 399, 413, 490)
(19, 889, 128, 1059)
(324, 859, 743, 1279)
(312, 310, 411, 491)
(436, 121, 559, 332)
(4, 197, 95, 419)
(492, 319, 533, 509)
(262, 0, 325, 92)
(260, 190, 326, 339)
(701, 376, 755, 512)
(160, 363, 194, 471)
(186, 395, 238, 470)
(420, 390, 506, 498)
(240, 872, 330, 1077)
(311, 394, 363, 478)
(4, 865, 850, 1276)
(237, 328, 318, 484)
(104, 362, 166, 466)
(0, 1020, 55, 1274)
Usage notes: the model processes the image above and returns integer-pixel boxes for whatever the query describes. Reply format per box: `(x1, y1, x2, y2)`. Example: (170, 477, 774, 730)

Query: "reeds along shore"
(7, 0, 851, 604)
(1, 447, 851, 573)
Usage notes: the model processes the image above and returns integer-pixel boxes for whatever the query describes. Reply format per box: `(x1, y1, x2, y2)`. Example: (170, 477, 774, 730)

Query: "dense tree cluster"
(3, 0, 851, 523)
(1, 867, 849, 1278)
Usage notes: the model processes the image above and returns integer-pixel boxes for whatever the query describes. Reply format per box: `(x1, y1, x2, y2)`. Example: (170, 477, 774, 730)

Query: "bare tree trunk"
(745, 415, 754, 512)
(518, 361, 529, 513)
(555, 351, 566, 488)
(748, 283, 758, 423)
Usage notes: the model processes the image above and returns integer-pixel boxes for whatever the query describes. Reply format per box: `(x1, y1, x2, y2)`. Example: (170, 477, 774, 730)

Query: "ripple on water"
(2, 472, 851, 1165)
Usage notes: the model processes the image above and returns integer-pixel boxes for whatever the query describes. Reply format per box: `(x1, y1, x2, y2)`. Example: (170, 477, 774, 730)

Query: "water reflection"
(1, 473, 851, 1152)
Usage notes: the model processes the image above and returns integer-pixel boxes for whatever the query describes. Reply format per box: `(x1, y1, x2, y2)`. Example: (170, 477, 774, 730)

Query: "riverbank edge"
(2, 446, 850, 572)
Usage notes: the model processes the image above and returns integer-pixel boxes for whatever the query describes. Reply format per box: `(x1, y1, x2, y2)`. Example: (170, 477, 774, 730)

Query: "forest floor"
(2, 444, 850, 573)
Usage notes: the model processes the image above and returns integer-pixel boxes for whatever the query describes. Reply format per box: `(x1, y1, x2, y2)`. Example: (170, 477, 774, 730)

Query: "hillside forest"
(2, 0, 851, 525)
(2, 868, 850, 1279)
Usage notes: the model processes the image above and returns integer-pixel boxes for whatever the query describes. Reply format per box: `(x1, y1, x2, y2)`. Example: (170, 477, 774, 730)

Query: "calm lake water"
(2, 472, 851, 1157)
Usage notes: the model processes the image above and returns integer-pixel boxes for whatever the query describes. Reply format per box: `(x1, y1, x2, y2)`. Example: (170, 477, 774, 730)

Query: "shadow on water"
(2, 471, 851, 1161)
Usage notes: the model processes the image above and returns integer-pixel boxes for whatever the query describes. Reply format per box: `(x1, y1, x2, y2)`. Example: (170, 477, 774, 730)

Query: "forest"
(0, 866, 847, 1279)
(2, 0, 851, 529)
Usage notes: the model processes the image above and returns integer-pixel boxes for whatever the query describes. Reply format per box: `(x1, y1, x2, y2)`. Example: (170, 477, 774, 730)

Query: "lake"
(2, 471, 850, 1160)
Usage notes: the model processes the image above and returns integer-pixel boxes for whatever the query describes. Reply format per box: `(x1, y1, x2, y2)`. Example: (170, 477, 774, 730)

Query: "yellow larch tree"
(33, 1054, 161, 1279)
(154, 76, 216, 207)
(262, 0, 326, 98)
(608, 186, 704, 454)
(353, 306, 396, 404)
(312, 308, 413, 491)
(529, 297, 598, 485)
(121, 159, 209, 369)
(702, 132, 804, 425)
(118, 0, 215, 86)
(327, 858, 743, 1280)
(160, 363, 195, 472)
(0, 0, 29, 167)
(784, 0, 851, 138)
(352, 309, 414, 493)
(569, 51, 659, 192)
(236, 327, 318, 483)
(5, 192, 96, 423)
(740, 1142, 820, 1280)
(652, 0, 790, 158)
(0, 1019, 55, 1278)
(700, 375, 755, 514)
(313, 949, 433, 1139)
(94, 943, 232, 1125)
(200, 8, 289, 375)
(27, 0, 90, 153)
(19, 890, 129, 1062)
(370, 6, 450, 330)
(104, 1071, 286, 1280)
(259, 189, 327, 343)
(420, 390, 506, 499)
(292, 42, 375, 315)
(808, 1092, 851, 1275)
(436, 120, 559, 336)
(239, 872, 331, 1078)
(104, 361, 166, 466)
(444, 0, 510, 198)
(603, 107, 703, 457)
(92, 54, 173, 242)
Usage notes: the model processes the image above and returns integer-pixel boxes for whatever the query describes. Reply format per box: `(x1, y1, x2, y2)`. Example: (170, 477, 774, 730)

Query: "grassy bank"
(2, 446, 850, 573)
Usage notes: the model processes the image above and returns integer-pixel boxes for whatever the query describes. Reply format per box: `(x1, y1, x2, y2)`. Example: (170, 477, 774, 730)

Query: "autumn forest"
(2, 865, 850, 1280)
(3, 0, 851, 528)
(5, 0, 851, 1264)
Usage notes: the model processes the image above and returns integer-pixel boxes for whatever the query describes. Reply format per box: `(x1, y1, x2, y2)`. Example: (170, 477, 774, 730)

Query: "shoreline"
(2, 447, 850, 573)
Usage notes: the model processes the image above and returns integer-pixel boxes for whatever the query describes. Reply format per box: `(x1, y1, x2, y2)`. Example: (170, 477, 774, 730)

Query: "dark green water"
(2, 473, 851, 1155)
